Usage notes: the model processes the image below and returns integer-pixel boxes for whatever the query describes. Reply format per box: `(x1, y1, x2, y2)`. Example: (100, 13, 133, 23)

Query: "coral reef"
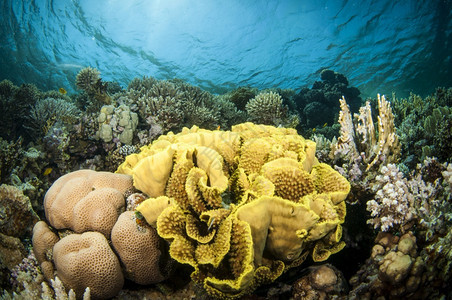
(0, 66, 451, 300)
(117, 122, 349, 298)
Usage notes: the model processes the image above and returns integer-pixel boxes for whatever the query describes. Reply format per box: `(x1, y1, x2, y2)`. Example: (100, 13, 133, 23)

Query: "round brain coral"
(119, 122, 350, 299)
(111, 211, 174, 285)
(53, 231, 124, 299)
(32, 221, 59, 281)
(44, 169, 133, 237)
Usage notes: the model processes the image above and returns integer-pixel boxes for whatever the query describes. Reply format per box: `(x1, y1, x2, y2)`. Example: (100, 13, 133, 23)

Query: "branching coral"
(366, 164, 416, 232)
(392, 89, 452, 166)
(0, 80, 42, 141)
(25, 97, 81, 138)
(245, 91, 299, 128)
(228, 86, 257, 111)
(135, 80, 185, 133)
(178, 83, 220, 129)
(294, 69, 362, 129)
(75, 67, 111, 104)
(332, 94, 401, 171)
(75, 67, 100, 91)
(366, 158, 451, 235)
(214, 95, 247, 129)
(117, 122, 350, 299)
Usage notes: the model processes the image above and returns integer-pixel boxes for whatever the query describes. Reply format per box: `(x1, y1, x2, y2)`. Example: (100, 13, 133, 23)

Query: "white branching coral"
(332, 94, 401, 171)
(367, 159, 451, 234)
(334, 96, 359, 159)
(367, 164, 415, 232)
(414, 160, 452, 240)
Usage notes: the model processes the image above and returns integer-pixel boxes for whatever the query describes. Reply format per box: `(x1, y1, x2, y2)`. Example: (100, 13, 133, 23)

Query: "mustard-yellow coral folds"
(118, 122, 350, 299)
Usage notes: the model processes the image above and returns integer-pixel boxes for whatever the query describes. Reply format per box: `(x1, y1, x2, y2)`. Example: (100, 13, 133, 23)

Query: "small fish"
(323, 122, 328, 128)
(59, 87, 67, 94)
(312, 128, 316, 133)
(216, 125, 221, 130)
(43, 167, 53, 176)
(208, 217, 215, 231)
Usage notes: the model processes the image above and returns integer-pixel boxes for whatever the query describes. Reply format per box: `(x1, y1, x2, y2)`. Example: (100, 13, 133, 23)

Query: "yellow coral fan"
(117, 122, 350, 299)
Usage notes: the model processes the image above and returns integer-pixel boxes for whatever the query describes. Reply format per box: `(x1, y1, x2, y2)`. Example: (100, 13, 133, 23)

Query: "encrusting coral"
(116, 122, 350, 299)
(0, 184, 39, 238)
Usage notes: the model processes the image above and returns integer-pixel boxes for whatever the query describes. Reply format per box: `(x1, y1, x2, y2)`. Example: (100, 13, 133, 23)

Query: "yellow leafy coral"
(119, 122, 350, 299)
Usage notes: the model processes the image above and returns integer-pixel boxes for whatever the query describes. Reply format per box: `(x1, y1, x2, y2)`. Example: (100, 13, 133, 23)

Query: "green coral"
(393, 89, 452, 166)
(245, 91, 299, 128)
(75, 67, 111, 105)
(25, 97, 81, 138)
(0, 80, 41, 141)
(228, 86, 257, 111)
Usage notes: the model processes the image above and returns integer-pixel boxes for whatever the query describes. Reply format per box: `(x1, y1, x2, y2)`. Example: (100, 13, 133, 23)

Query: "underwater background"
(1, 0, 452, 98)
(0, 0, 452, 299)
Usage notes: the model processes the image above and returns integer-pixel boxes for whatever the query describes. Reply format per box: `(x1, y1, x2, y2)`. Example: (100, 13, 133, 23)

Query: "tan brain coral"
(32, 221, 60, 281)
(53, 231, 124, 299)
(44, 170, 133, 237)
(111, 211, 174, 285)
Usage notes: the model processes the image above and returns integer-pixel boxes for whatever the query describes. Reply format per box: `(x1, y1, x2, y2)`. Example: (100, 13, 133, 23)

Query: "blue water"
(1, 0, 451, 98)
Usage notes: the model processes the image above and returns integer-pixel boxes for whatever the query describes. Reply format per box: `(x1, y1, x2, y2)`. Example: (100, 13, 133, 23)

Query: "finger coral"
(121, 122, 350, 298)
(332, 94, 401, 171)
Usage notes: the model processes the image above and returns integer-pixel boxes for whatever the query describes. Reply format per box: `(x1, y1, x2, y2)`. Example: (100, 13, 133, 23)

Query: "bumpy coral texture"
(245, 91, 299, 128)
(118, 122, 350, 299)
(32, 221, 60, 281)
(44, 169, 133, 237)
(111, 211, 173, 285)
(0, 184, 39, 237)
(53, 231, 124, 299)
